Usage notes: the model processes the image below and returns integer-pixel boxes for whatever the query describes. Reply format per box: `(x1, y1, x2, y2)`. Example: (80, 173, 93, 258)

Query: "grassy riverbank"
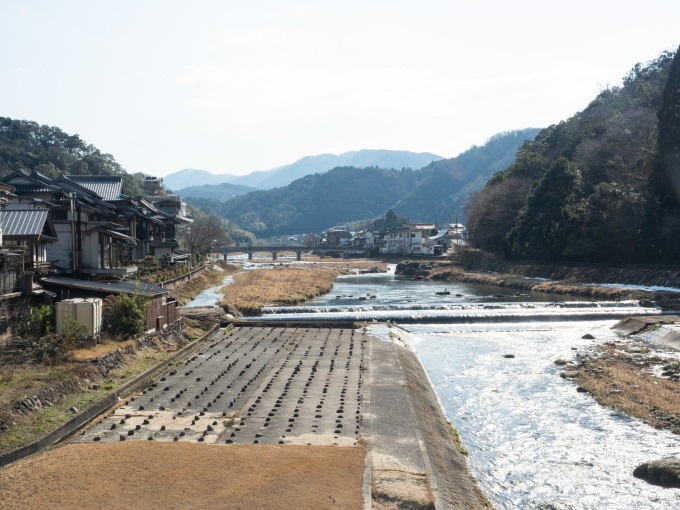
(220, 267, 345, 315)
(0, 347, 177, 454)
(219, 261, 387, 316)
(396, 262, 679, 308)
(561, 344, 680, 435)
(0, 263, 242, 454)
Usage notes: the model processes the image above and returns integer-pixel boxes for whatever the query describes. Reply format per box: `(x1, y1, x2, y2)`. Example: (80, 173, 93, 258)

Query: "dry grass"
(0, 442, 366, 509)
(428, 267, 643, 300)
(68, 337, 136, 360)
(0, 350, 177, 453)
(571, 346, 680, 434)
(220, 267, 346, 315)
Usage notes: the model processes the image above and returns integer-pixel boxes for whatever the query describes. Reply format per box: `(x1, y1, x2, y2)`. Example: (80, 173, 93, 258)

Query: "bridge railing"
(220, 245, 361, 252)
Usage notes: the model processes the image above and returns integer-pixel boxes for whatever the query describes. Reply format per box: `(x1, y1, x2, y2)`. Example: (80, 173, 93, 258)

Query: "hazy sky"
(1, 1, 678, 177)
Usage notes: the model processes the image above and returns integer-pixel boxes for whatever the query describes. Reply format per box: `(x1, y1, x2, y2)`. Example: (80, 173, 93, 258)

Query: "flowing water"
(184, 271, 235, 308)
(256, 268, 679, 509)
(410, 321, 680, 509)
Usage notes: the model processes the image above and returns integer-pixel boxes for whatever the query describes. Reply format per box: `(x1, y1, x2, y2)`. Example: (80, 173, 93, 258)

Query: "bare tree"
(180, 215, 231, 257)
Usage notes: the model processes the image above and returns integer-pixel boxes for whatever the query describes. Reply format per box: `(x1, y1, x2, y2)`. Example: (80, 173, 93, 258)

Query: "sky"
(1, 1, 678, 178)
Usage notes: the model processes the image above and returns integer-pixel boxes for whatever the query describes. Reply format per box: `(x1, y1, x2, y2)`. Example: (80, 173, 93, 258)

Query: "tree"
(507, 158, 584, 260)
(466, 176, 533, 254)
(103, 292, 149, 336)
(180, 215, 231, 256)
(656, 46, 680, 211)
(373, 209, 408, 231)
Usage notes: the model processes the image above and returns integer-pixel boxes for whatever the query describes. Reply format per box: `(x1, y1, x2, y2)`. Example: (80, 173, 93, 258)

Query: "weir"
(246, 300, 665, 324)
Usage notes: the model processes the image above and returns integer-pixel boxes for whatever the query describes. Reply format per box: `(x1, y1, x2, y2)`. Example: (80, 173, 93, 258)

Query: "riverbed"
(266, 269, 680, 509)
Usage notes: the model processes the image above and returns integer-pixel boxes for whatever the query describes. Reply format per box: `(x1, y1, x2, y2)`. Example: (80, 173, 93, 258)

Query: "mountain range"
(187, 129, 540, 237)
(164, 149, 444, 193)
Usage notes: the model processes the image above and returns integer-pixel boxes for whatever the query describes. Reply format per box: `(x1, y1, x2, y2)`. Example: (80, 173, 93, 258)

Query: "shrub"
(103, 292, 149, 336)
(58, 316, 89, 349)
(22, 305, 55, 338)
(24, 333, 63, 364)
(19, 316, 88, 363)
(132, 255, 189, 284)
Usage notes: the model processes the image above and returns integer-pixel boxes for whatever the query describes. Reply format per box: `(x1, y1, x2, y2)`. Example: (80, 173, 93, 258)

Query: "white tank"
(56, 298, 103, 337)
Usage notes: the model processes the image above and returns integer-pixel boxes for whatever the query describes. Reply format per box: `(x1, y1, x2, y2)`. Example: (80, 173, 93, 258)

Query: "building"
(0, 205, 57, 275)
(142, 176, 165, 196)
(379, 224, 446, 256)
(41, 277, 179, 333)
(326, 229, 352, 247)
(0, 170, 189, 279)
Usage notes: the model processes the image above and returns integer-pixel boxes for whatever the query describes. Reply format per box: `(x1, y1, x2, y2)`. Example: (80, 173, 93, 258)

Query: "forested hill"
(466, 48, 680, 264)
(192, 167, 421, 236)
(188, 129, 539, 237)
(177, 181, 258, 201)
(0, 117, 143, 196)
(391, 128, 540, 222)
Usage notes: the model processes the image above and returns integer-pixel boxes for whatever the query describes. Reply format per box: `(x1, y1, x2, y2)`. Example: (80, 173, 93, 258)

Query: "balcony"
(30, 261, 55, 275)
(82, 266, 138, 280)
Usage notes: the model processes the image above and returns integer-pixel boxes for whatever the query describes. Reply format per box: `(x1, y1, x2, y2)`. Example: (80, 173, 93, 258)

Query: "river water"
(189, 265, 680, 508)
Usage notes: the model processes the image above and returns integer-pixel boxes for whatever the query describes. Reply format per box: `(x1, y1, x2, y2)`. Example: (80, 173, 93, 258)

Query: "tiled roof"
(10, 183, 61, 194)
(0, 208, 49, 237)
(67, 176, 123, 201)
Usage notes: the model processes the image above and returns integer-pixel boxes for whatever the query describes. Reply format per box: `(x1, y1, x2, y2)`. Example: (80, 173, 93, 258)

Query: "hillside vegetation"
(194, 167, 421, 235)
(467, 48, 680, 264)
(178, 181, 258, 202)
(192, 129, 538, 236)
(0, 117, 143, 196)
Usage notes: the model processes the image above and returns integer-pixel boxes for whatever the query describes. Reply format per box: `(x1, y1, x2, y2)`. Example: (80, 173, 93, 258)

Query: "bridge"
(220, 245, 369, 261)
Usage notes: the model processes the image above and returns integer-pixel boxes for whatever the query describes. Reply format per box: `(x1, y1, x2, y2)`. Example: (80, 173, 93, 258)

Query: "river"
(188, 264, 680, 508)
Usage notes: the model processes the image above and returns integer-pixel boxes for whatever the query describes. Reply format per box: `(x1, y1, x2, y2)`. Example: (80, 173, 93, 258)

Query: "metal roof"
(67, 176, 124, 201)
(0, 209, 50, 237)
(428, 228, 449, 241)
(41, 277, 167, 296)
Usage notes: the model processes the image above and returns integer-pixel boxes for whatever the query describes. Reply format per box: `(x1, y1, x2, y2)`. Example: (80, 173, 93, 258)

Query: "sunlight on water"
(184, 274, 234, 308)
(410, 321, 680, 509)
(247, 266, 678, 507)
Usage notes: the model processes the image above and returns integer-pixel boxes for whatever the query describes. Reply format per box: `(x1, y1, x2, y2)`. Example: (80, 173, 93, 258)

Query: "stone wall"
(160, 265, 208, 290)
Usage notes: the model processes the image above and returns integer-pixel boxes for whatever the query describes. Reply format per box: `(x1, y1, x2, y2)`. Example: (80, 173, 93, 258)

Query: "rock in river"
(633, 457, 680, 488)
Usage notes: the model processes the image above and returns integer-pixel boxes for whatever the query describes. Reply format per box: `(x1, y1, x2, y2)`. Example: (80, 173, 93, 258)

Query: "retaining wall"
(0, 323, 222, 468)
(160, 264, 208, 290)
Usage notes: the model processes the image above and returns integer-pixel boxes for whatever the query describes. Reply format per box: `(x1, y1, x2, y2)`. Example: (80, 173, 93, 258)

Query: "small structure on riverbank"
(41, 277, 179, 333)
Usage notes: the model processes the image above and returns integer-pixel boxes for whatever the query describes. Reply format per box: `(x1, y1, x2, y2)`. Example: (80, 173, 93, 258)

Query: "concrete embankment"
(367, 330, 488, 509)
(612, 315, 680, 350)
(1, 325, 489, 509)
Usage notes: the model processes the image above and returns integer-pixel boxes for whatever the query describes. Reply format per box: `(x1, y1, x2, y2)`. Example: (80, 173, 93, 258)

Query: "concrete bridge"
(220, 245, 369, 261)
